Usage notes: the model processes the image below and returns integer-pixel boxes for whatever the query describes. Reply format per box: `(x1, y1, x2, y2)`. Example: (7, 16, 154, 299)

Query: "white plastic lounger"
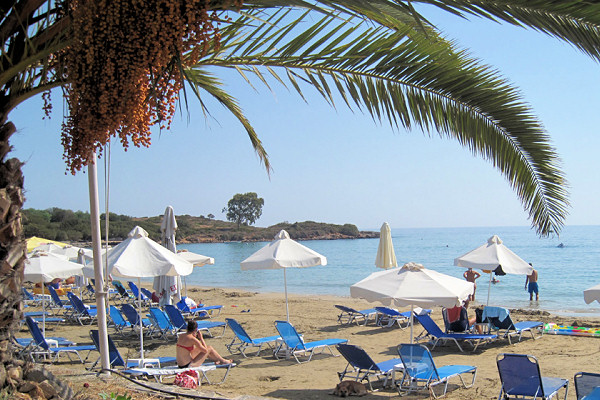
(122, 362, 235, 385)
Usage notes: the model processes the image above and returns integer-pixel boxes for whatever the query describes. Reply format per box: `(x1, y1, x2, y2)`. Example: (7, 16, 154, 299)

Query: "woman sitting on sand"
(176, 321, 232, 368)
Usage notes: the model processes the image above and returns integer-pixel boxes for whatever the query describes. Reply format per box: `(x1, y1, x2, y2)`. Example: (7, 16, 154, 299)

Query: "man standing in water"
(463, 268, 481, 301)
(525, 264, 539, 301)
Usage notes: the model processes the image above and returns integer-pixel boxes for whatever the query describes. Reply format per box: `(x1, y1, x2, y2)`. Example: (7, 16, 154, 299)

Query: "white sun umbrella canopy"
(176, 250, 215, 297)
(454, 235, 533, 305)
(106, 226, 193, 360)
(584, 284, 600, 304)
(351, 262, 474, 343)
(24, 252, 84, 335)
(241, 230, 327, 321)
(153, 206, 182, 306)
(177, 250, 215, 266)
(375, 222, 397, 269)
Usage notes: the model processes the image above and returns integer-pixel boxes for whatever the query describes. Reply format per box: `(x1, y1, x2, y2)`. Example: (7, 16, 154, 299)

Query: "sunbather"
(175, 321, 232, 369)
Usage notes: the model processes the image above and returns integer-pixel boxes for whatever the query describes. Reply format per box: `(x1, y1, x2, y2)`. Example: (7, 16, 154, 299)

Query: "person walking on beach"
(176, 321, 232, 368)
(463, 268, 481, 301)
(525, 264, 539, 301)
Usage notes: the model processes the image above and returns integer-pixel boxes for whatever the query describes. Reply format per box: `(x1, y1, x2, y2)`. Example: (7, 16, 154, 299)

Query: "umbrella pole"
(487, 272, 492, 306)
(410, 304, 414, 344)
(284, 269, 289, 322)
(41, 279, 45, 337)
(138, 277, 144, 361)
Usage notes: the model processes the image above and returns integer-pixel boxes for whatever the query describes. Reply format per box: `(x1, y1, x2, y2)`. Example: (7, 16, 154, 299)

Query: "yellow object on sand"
(26, 237, 68, 252)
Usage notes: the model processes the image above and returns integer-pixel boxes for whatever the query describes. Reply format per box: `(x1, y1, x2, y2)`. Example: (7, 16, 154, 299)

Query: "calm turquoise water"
(176, 225, 600, 316)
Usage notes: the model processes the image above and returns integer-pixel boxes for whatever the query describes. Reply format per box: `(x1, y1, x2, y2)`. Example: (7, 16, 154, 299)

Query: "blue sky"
(8, 7, 600, 232)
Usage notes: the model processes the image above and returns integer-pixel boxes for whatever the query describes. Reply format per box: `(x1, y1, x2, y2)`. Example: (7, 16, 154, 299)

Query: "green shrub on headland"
(22, 208, 377, 243)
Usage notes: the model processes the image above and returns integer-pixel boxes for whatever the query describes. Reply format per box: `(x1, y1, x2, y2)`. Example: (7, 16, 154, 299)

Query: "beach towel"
(446, 306, 462, 323)
(481, 306, 509, 323)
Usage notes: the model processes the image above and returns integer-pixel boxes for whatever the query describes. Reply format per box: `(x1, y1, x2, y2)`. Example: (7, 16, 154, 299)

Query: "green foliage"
(222, 192, 265, 229)
(22, 207, 371, 243)
(99, 393, 132, 400)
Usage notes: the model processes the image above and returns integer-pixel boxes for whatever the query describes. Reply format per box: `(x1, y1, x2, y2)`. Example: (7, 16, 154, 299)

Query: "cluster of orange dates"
(60, 0, 242, 173)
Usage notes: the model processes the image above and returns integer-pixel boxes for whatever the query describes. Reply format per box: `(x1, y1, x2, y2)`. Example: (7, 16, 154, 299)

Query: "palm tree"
(1, 0, 599, 384)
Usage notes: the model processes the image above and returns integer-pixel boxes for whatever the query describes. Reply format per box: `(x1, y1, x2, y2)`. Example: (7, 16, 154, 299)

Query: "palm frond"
(183, 67, 271, 174)
(186, 8, 568, 236)
(409, 0, 600, 62)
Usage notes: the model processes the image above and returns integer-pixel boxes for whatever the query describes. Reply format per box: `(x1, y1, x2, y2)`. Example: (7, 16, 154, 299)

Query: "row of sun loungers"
(18, 286, 595, 398)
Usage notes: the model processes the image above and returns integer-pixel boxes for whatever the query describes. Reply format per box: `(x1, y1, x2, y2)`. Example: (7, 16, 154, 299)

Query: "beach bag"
(174, 369, 199, 389)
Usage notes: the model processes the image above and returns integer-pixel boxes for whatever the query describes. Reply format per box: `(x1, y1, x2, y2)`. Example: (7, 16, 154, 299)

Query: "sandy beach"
(18, 285, 600, 399)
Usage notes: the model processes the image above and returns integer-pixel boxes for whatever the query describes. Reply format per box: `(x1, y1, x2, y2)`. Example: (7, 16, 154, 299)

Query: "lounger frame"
(274, 320, 347, 363)
(397, 343, 477, 398)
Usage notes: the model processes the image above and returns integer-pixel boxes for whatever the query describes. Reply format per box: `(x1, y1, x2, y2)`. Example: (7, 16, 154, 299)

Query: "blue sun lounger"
(176, 298, 223, 318)
(225, 318, 280, 357)
(482, 306, 544, 344)
(108, 305, 132, 335)
(397, 343, 477, 398)
(88, 330, 176, 370)
(575, 372, 600, 400)
(274, 320, 347, 363)
(336, 343, 402, 390)
(497, 353, 568, 400)
(375, 307, 412, 329)
(414, 313, 497, 352)
(163, 305, 226, 337)
(25, 317, 95, 364)
(334, 305, 378, 326)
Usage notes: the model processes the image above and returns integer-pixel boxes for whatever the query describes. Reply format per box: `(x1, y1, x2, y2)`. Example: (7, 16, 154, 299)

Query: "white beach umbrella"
(177, 250, 215, 267)
(351, 262, 474, 343)
(176, 250, 215, 297)
(375, 222, 397, 269)
(454, 235, 533, 305)
(106, 226, 193, 360)
(24, 252, 84, 335)
(241, 230, 327, 321)
(584, 284, 600, 304)
(153, 206, 182, 306)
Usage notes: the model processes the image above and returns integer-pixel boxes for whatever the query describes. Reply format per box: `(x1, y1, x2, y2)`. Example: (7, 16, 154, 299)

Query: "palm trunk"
(0, 113, 27, 386)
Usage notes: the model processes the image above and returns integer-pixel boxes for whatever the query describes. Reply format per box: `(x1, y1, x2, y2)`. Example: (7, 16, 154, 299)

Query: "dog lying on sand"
(331, 380, 367, 397)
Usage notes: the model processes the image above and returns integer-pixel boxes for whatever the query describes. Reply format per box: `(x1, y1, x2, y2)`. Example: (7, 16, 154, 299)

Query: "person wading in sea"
(525, 264, 539, 301)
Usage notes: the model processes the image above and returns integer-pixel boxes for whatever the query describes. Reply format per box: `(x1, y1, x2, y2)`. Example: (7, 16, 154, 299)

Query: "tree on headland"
(223, 192, 264, 229)
(3, 0, 600, 387)
(207, 213, 215, 220)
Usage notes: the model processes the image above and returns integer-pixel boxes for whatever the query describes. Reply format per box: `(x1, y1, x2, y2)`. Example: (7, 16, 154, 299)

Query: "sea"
(174, 225, 600, 317)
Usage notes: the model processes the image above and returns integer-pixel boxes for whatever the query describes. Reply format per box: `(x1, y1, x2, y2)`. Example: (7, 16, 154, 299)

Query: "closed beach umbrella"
(24, 252, 84, 335)
(584, 284, 600, 304)
(106, 226, 193, 360)
(375, 222, 397, 269)
(454, 235, 533, 305)
(351, 262, 474, 342)
(74, 249, 88, 288)
(241, 230, 327, 321)
(153, 206, 182, 306)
